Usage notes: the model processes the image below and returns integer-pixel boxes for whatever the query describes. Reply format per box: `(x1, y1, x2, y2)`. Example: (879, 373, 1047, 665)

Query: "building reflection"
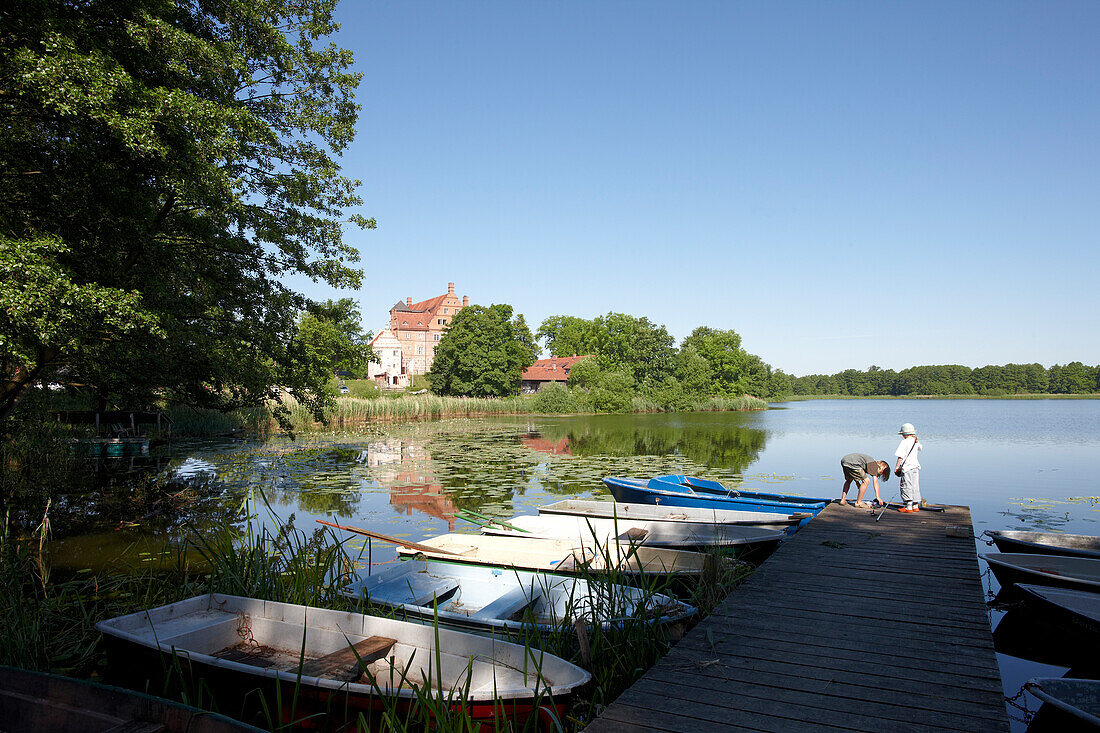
(519, 433, 572, 456)
(359, 439, 457, 531)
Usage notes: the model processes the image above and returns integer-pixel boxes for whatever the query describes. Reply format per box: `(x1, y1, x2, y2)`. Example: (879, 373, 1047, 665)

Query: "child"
(894, 423, 922, 512)
(839, 453, 890, 508)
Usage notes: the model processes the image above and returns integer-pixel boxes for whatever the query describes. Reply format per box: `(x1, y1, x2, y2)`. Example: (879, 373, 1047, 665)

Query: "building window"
(406, 333, 411, 339)
(434, 334, 440, 341)
(417, 347, 423, 355)
(443, 308, 448, 314)
(437, 319, 442, 325)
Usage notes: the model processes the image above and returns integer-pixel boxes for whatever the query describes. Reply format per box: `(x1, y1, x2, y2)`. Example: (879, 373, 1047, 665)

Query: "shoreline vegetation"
(776, 393, 1100, 401)
(167, 391, 770, 436)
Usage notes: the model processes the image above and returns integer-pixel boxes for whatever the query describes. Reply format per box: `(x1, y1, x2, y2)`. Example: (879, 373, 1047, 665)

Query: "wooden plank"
(620, 677, 968, 733)
(299, 635, 396, 680)
(715, 590, 992, 629)
(682, 616, 1002, 666)
(656, 647, 1009, 708)
(673, 634, 1003, 687)
(632, 669, 1005, 730)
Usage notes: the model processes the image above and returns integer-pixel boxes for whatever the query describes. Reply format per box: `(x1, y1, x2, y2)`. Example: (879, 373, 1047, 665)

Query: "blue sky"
(298, 1, 1099, 375)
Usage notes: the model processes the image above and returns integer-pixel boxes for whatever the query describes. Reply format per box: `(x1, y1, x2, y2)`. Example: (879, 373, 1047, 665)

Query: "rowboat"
(981, 553, 1100, 594)
(344, 559, 696, 636)
(538, 499, 807, 531)
(394, 533, 720, 582)
(96, 594, 589, 728)
(1017, 584, 1100, 639)
(651, 474, 832, 505)
(478, 513, 786, 555)
(1025, 678, 1100, 728)
(0, 664, 262, 732)
(602, 476, 826, 515)
(984, 530, 1100, 560)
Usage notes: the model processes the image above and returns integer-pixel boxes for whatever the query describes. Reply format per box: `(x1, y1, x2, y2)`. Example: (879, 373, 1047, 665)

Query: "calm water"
(50, 399, 1100, 728)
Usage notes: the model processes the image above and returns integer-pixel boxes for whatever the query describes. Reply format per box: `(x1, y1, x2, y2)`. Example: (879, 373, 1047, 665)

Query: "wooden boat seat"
(370, 572, 460, 607)
(300, 635, 398, 682)
(617, 527, 649, 542)
(470, 586, 542, 621)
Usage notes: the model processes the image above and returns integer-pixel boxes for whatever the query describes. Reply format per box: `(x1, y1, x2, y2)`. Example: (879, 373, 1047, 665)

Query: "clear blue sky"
(299, 1, 1099, 376)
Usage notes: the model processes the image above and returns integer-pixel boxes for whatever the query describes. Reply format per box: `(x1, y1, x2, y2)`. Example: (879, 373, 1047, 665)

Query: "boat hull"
(345, 559, 697, 639)
(652, 475, 832, 504)
(1017, 584, 1100, 641)
(982, 553, 1100, 596)
(537, 499, 803, 530)
(986, 530, 1100, 560)
(97, 594, 587, 731)
(603, 476, 825, 517)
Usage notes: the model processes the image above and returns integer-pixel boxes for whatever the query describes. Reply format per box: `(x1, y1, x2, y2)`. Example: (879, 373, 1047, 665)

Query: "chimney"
(462, 295, 469, 307)
(448, 282, 455, 295)
(406, 297, 412, 308)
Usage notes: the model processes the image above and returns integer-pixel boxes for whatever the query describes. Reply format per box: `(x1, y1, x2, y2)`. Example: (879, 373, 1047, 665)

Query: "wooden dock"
(585, 503, 1009, 733)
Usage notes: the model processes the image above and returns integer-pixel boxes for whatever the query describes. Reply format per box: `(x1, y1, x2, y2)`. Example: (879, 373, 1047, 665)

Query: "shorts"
(841, 460, 867, 483)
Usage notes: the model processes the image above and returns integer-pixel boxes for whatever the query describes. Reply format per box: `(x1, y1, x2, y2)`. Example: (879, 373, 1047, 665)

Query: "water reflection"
(359, 439, 457, 531)
(529, 414, 767, 472)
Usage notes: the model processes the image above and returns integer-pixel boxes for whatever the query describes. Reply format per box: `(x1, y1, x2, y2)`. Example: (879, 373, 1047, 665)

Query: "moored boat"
(650, 474, 832, 505)
(984, 529, 1100, 560)
(603, 476, 827, 515)
(478, 513, 786, 556)
(1024, 678, 1100, 728)
(1017, 584, 1100, 640)
(96, 594, 590, 729)
(0, 664, 262, 733)
(344, 559, 696, 636)
(981, 553, 1100, 594)
(538, 498, 807, 531)
(394, 532, 719, 582)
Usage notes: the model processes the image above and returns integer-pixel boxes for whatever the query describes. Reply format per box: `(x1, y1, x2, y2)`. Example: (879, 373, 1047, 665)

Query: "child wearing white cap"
(894, 423, 922, 512)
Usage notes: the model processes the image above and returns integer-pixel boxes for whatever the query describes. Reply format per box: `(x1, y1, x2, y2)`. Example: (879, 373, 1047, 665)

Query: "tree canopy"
(427, 305, 537, 397)
(295, 298, 375, 386)
(0, 0, 371, 424)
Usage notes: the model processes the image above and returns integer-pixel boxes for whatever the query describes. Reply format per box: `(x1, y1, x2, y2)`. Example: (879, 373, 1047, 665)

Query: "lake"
(50, 398, 1100, 729)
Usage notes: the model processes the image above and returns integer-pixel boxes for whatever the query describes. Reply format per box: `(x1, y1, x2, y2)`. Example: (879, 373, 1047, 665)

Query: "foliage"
(0, 0, 372, 426)
(538, 312, 675, 387)
(789, 362, 1100, 397)
(427, 305, 537, 397)
(536, 315, 598, 358)
(297, 299, 375, 382)
(529, 382, 580, 414)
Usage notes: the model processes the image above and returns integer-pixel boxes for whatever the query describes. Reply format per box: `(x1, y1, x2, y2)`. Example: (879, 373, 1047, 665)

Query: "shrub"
(530, 382, 579, 414)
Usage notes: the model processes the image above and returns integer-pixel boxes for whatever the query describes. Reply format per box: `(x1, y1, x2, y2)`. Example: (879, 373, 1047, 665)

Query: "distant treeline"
(788, 363, 1100, 397)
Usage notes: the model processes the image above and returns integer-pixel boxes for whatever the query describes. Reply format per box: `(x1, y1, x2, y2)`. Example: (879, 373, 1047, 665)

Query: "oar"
(316, 520, 459, 555)
(455, 508, 530, 533)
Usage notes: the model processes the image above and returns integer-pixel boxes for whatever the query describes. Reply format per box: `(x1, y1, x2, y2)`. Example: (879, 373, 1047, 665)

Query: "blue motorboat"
(652, 475, 832, 505)
(603, 476, 827, 517)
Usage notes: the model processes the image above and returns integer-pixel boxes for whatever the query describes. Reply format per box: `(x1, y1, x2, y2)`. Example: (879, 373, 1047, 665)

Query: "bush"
(530, 383, 579, 414)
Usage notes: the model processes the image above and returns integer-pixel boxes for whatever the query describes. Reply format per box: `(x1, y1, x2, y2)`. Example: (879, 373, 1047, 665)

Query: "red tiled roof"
(521, 355, 594, 382)
(408, 293, 448, 313)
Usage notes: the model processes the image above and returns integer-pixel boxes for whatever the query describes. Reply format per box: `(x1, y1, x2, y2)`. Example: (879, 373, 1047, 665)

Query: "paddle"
(317, 520, 460, 555)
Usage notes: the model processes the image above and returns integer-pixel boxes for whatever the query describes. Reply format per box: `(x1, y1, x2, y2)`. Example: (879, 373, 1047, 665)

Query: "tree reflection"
(532, 414, 767, 473)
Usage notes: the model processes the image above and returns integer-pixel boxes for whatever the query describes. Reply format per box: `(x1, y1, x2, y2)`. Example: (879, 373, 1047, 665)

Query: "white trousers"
(900, 468, 921, 504)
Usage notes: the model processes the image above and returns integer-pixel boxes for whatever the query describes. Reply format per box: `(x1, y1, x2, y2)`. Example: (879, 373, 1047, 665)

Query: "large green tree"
(0, 0, 372, 424)
(427, 305, 537, 397)
(295, 298, 375, 385)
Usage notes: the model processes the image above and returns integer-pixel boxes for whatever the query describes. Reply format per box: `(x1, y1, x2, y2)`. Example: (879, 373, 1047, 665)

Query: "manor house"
(368, 283, 470, 388)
